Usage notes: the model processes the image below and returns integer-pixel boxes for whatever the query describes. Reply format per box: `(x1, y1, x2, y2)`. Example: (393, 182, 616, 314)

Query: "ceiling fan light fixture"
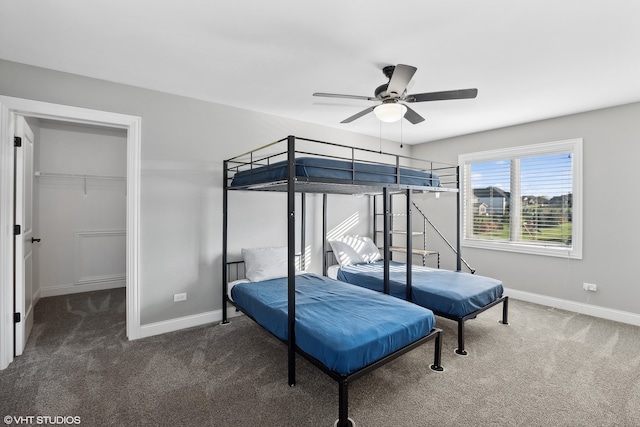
(374, 102, 407, 123)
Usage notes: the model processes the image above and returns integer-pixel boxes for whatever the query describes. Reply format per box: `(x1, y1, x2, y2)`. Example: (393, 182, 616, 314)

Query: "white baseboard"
(139, 307, 243, 339)
(505, 288, 640, 327)
(40, 280, 125, 298)
(32, 288, 41, 307)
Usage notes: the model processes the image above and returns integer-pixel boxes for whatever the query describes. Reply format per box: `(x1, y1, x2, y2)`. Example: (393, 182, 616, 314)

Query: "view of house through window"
(460, 139, 582, 258)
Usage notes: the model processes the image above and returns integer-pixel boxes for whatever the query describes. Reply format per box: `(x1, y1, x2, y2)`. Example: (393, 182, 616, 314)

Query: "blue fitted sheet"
(230, 157, 440, 187)
(337, 261, 504, 319)
(230, 273, 436, 375)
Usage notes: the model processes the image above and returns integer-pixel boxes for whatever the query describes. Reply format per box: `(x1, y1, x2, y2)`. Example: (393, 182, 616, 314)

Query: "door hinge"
(14, 224, 21, 235)
(14, 136, 22, 147)
(14, 312, 21, 323)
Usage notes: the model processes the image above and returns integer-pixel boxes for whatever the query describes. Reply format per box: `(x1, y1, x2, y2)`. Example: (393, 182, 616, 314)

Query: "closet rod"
(34, 171, 126, 181)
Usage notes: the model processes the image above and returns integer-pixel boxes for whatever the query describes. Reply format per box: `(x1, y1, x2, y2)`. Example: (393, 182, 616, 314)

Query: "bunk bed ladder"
(412, 201, 476, 274)
(372, 194, 475, 274)
(373, 194, 440, 268)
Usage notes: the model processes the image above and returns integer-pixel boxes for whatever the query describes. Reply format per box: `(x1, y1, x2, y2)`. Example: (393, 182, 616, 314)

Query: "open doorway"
(33, 119, 127, 298)
(0, 96, 141, 370)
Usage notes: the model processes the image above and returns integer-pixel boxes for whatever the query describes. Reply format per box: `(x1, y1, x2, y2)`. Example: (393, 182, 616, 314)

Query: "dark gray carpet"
(1, 288, 639, 426)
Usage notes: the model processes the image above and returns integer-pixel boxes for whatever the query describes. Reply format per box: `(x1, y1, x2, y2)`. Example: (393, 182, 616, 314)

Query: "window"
(459, 139, 582, 259)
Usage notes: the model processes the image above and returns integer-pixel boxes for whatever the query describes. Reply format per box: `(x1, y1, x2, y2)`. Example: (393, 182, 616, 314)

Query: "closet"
(33, 119, 127, 297)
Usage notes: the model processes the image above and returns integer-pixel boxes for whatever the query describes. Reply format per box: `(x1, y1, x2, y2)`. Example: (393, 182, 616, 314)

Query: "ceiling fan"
(313, 64, 477, 124)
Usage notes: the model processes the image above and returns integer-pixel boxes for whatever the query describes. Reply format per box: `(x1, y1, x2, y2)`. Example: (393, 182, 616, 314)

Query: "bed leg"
(221, 303, 229, 325)
(499, 296, 509, 325)
(430, 330, 444, 372)
(334, 379, 356, 427)
(455, 320, 468, 356)
(288, 351, 296, 387)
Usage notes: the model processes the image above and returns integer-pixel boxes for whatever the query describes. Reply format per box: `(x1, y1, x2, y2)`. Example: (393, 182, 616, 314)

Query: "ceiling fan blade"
(403, 105, 425, 124)
(406, 88, 478, 103)
(341, 106, 376, 123)
(386, 64, 417, 98)
(313, 92, 377, 101)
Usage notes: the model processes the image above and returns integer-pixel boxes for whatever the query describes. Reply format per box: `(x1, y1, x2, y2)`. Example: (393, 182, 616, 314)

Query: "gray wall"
(0, 59, 401, 326)
(411, 102, 640, 315)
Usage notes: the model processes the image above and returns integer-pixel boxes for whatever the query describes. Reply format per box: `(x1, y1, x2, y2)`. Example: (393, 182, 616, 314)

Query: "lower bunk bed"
(226, 267, 444, 427)
(327, 254, 508, 356)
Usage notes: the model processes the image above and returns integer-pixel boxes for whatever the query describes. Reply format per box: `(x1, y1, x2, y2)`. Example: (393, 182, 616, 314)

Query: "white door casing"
(14, 116, 35, 356)
(0, 96, 141, 370)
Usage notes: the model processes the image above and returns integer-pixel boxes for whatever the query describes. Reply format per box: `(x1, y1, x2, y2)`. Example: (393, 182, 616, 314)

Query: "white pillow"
(328, 239, 365, 266)
(357, 236, 382, 263)
(242, 246, 289, 282)
(329, 235, 382, 266)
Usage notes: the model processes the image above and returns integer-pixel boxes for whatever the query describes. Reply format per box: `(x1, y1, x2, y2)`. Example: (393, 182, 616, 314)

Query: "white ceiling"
(2, 0, 640, 145)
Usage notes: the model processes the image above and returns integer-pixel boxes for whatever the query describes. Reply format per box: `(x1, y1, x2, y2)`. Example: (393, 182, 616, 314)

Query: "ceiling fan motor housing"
(374, 84, 390, 99)
(376, 66, 399, 99)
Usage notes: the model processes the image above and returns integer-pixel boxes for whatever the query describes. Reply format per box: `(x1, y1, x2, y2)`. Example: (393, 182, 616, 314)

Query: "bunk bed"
(222, 136, 451, 427)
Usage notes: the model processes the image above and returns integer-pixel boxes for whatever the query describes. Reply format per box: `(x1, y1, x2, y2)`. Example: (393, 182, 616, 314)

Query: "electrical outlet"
(174, 293, 187, 302)
(582, 283, 597, 292)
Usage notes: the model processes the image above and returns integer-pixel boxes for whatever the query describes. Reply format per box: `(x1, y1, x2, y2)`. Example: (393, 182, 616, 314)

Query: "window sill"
(462, 238, 582, 260)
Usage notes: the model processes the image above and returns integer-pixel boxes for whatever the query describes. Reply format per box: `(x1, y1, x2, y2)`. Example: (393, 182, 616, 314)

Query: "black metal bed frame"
(434, 295, 509, 355)
(222, 136, 452, 426)
(225, 261, 444, 427)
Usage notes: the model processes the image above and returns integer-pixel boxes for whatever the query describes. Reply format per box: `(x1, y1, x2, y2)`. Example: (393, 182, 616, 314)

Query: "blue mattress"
(336, 261, 504, 319)
(230, 273, 436, 375)
(230, 157, 440, 187)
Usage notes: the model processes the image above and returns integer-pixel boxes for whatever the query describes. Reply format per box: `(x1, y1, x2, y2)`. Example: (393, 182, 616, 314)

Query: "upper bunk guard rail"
(224, 135, 459, 195)
(227, 149, 289, 174)
(226, 137, 289, 162)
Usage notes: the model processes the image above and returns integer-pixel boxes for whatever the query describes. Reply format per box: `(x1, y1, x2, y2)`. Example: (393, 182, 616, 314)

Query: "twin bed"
(222, 136, 507, 426)
(328, 257, 508, 355)
(230, 273, 440, 376)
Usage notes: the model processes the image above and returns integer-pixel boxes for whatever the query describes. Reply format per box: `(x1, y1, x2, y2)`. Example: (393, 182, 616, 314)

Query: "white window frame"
(459, 138, 583, 259)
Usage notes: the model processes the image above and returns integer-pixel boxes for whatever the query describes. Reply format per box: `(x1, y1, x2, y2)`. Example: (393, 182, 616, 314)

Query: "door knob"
(31, 238, 41, 243)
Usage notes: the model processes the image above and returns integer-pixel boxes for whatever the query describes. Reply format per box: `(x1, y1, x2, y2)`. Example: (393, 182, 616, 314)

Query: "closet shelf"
(34, 171, 125, 181)
(35, 171, 126, 196)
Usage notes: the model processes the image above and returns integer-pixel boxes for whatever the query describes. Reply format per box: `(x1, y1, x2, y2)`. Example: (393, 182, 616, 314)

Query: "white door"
(14, 116, 35, 356)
